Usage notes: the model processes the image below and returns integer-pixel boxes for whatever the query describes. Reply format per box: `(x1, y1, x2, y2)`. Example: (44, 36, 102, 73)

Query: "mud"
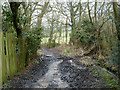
(10, 48, 106, 88)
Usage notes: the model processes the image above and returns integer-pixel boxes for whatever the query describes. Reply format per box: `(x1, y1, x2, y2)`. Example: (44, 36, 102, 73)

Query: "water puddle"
(33, 60, 69, 88)
(69, 60, 86, 70)
(46, 54, 53, 57)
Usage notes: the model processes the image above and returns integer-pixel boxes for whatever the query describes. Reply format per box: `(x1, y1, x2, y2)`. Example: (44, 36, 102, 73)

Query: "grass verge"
(88, 65, 119, 89)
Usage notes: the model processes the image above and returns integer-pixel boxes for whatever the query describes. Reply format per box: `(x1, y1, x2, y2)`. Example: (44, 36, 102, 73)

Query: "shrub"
(75, 19, 96, 47)
(107, 40, 118, 66)
(25, 27, 43, 57)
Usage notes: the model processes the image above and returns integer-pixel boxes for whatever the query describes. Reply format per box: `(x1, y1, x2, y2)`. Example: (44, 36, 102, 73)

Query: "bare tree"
(37, 1, 49, 28)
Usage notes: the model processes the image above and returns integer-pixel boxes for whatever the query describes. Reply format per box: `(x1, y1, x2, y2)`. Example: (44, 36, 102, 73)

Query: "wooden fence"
(0, 32, 29, 83)
(0, 32, 2, 87)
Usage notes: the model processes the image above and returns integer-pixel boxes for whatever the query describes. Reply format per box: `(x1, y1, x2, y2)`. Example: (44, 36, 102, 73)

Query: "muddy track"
(10, 48, 106, 88)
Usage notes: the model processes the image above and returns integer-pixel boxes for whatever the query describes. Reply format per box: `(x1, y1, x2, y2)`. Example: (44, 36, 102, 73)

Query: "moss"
(62, 48, 70, 55)
(37, 50, 44, 56)
(89, 65, 119, 89)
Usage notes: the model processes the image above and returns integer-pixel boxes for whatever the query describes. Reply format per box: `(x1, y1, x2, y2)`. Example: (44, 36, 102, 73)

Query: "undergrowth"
(89, 65, 119, 89)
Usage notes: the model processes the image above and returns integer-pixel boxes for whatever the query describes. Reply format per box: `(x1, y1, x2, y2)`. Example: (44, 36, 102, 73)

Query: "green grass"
(62, 48, 70, 55)
(42, 31, 71, 44)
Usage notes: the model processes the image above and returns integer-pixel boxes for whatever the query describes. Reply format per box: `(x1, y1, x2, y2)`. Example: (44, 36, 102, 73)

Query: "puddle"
(33, 60, 69, 88)
(46, 54, 53, 57)
(69, 60, 86, 70)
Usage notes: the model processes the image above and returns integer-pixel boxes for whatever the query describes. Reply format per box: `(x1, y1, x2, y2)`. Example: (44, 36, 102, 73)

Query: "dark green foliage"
(81, 19, 96, 33)
(75, 29, 89, 44)
(25, 27, 43, 56)
(106, 17, 119, 67)
(2, 2, 13, 32)
(2, 2, 44, 59)
(75, 19, 96, 47)
(107, 40, 118, 66)
(17, 9, 27, 26)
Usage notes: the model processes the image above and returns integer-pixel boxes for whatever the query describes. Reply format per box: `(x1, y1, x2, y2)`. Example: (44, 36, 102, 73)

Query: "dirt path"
(10, 48, 106, 88)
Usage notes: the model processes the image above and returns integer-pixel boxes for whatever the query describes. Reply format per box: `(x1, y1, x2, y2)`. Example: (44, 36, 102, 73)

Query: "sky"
(1, 0, 120, 29)
(2, 0, 120, 2)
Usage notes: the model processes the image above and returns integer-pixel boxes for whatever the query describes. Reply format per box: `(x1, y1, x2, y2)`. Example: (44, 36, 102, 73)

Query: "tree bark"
(9, 2, 22, 38)
(94, 1, 97, 24)
(58, 22, 62, 44)
(9, 2, 25, 70)
(69, 2, 76, 45)
(87, 1, 93, 25)
(65, 19, 68, 43)
(78, 1, 82, 28)
(49, 12, 54, 47)
(113, 2, 120, 84)
(37, 2, 49, 28)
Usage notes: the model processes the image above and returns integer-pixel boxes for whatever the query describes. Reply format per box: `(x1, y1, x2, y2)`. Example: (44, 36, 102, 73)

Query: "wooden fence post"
(0, 32, 28, 83)
(2, 33, 7, 83)
(0, 32, 2, 88)
(0, 1, 2, 87)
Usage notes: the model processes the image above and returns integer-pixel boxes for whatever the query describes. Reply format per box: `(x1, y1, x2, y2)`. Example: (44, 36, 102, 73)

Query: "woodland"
(0, 0, 120, 88)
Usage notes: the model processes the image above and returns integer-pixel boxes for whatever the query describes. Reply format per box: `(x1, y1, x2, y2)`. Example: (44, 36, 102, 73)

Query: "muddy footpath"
(9, 48, 106, 88)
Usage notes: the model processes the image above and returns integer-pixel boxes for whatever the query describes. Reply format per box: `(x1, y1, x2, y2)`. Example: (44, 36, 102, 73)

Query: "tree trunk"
(9, 2, 25, 70)
(58, 22, 62, 44)
(49, 12, 54, 48)
(63, 28, 64, 43)
(0, 32, 2, 86)
(65, 19, 68, 44)
(17, 35, 24, 70)
(94, 1, 97, 24)
(70, 2, 76, 45)
(37, 2, 49, 28)
(87, 1, 93, 25)
(9, 2, 22, 37)
(78, 1, 82, 28)
(113, 2, 120, 84)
